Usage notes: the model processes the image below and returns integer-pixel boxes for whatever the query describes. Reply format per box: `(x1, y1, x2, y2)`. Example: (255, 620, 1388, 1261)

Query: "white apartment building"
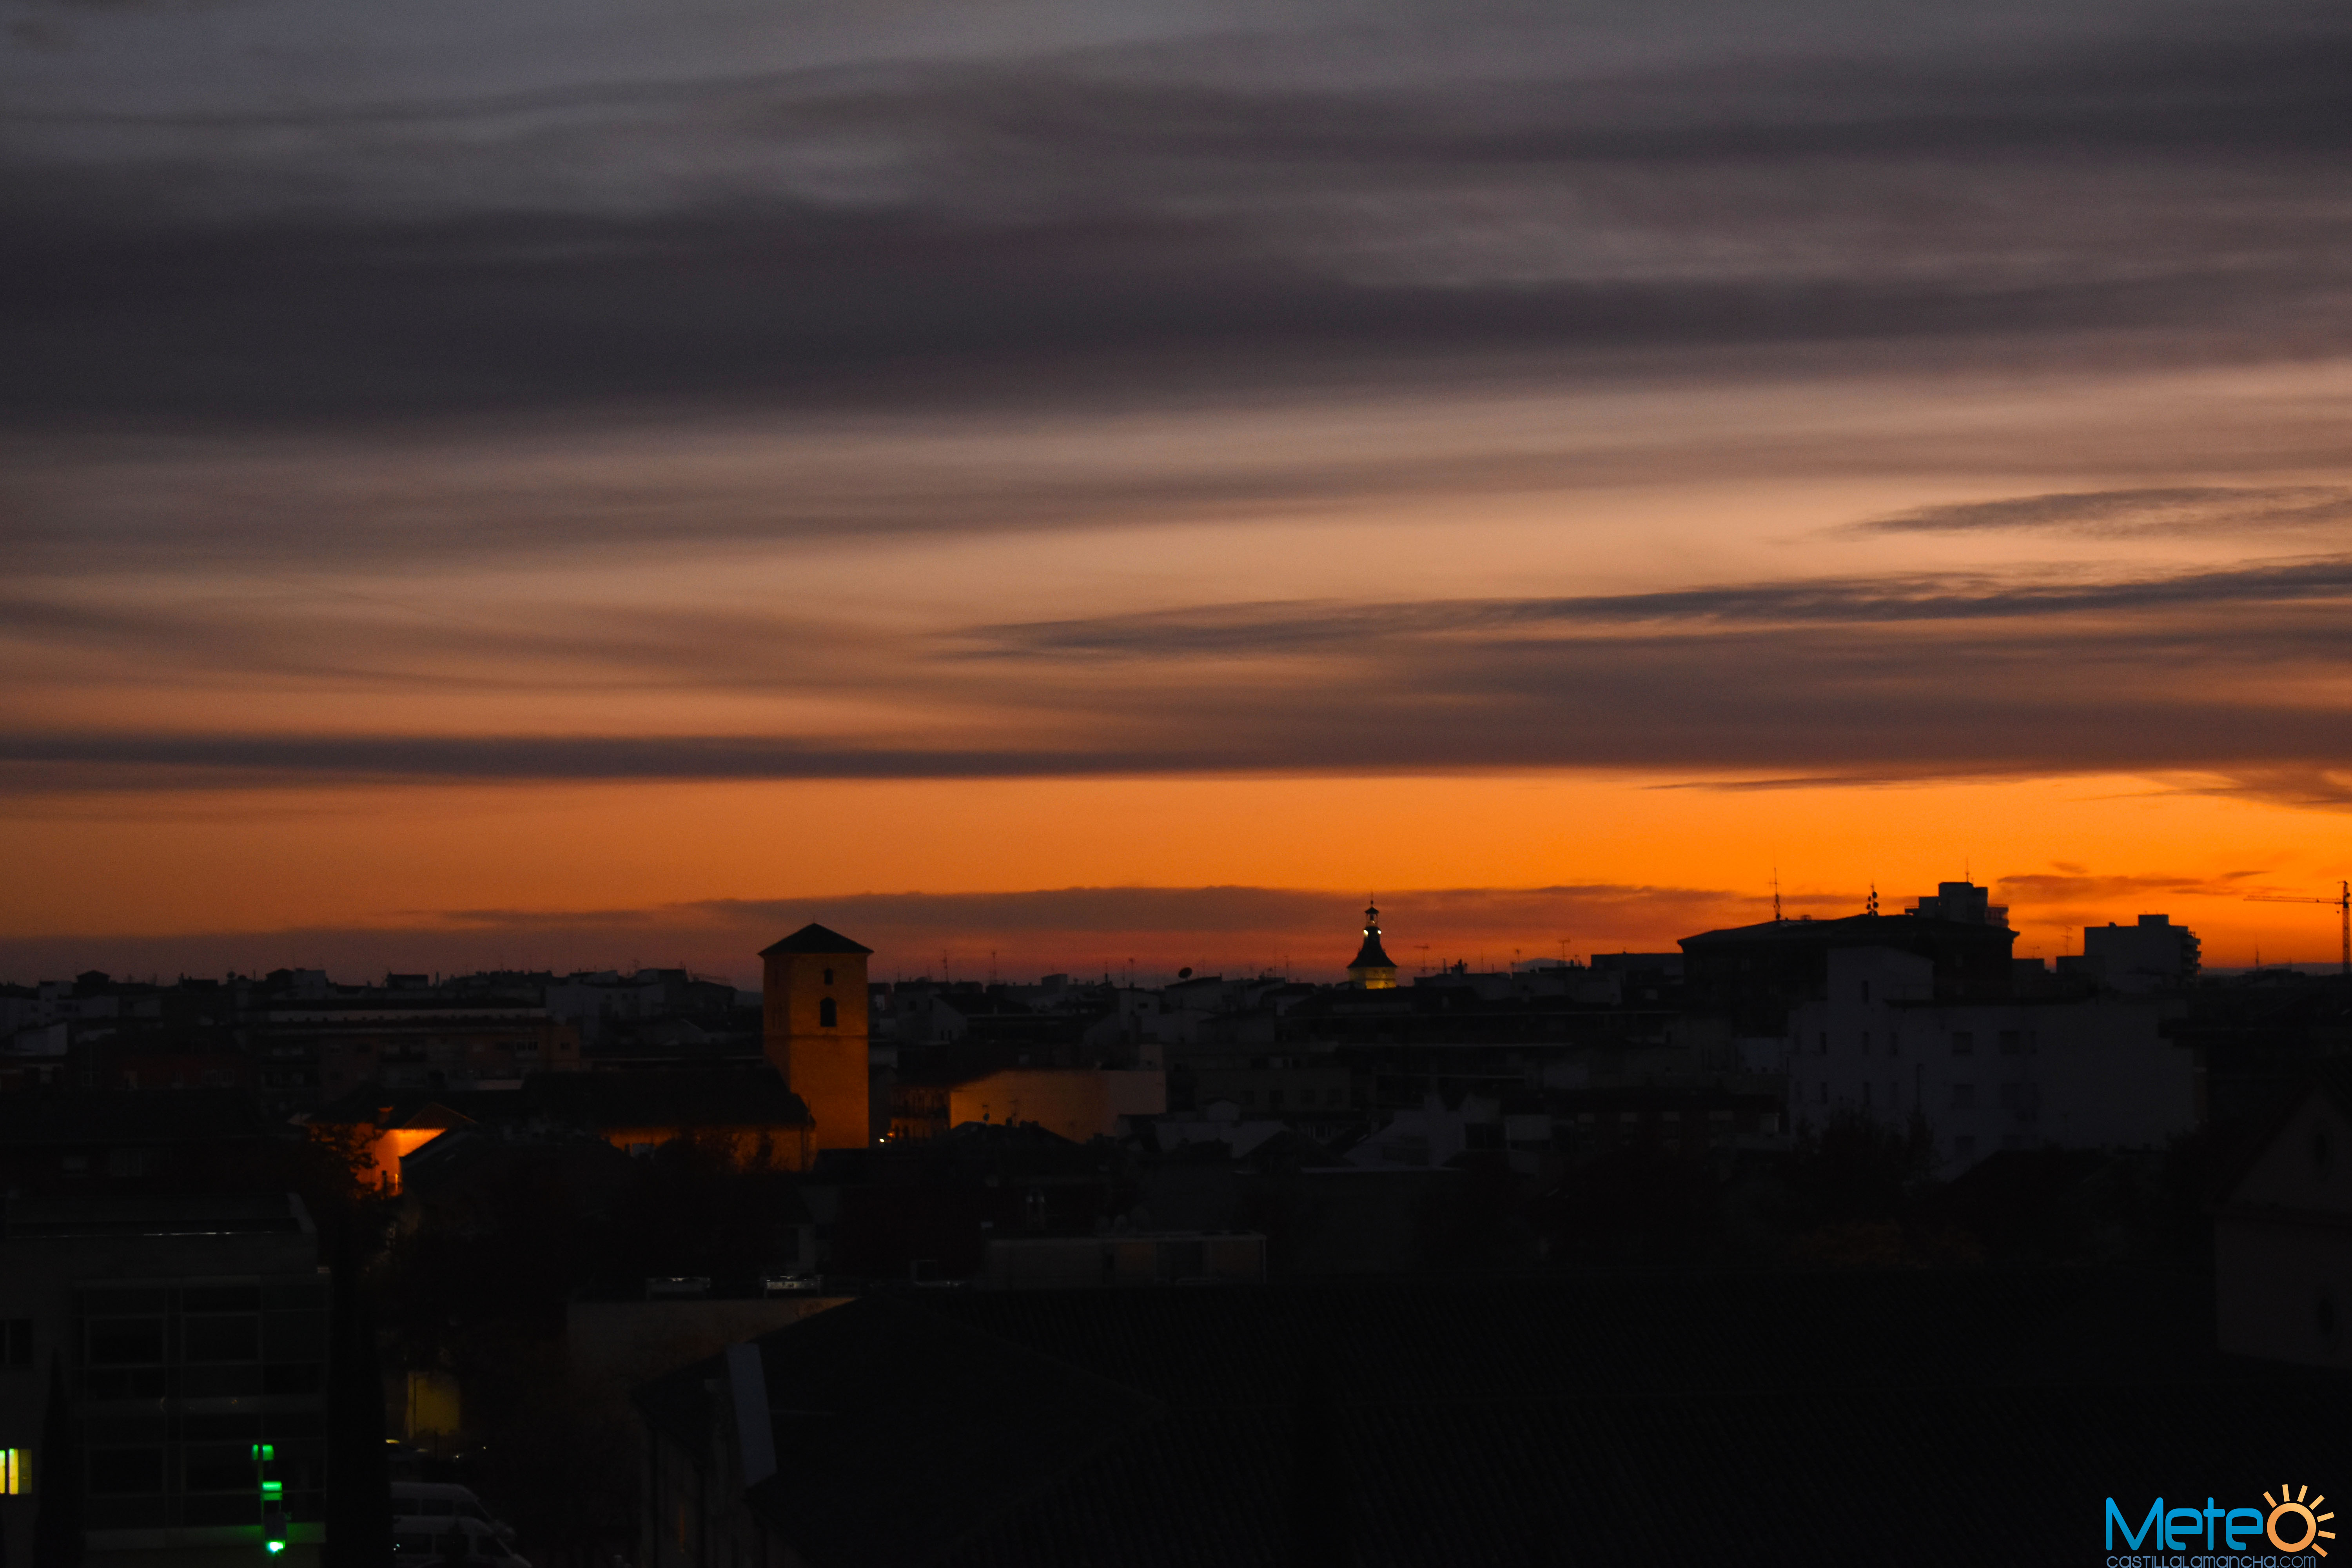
(1784, 947, 2196, 1173)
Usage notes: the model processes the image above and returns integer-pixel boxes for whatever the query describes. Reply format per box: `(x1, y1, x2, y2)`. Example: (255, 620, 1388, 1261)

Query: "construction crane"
(2245, 880, 2352, 976)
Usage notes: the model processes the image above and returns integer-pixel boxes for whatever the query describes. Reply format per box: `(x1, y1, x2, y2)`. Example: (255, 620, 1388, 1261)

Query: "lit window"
(0, 1448, 21, 1495)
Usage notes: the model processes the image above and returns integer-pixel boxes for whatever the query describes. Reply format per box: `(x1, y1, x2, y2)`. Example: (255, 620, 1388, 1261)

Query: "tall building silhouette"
(761, 924, 872, 1149)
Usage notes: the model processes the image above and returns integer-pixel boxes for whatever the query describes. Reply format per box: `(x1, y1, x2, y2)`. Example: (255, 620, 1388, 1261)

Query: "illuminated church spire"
(1346, 899, 1398, 989)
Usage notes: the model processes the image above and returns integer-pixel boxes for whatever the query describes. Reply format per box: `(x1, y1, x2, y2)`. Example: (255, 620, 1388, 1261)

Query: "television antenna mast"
(2245, 880, 2351, 976)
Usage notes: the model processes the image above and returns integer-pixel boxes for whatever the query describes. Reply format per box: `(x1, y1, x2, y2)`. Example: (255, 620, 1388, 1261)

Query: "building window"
(818, 998, 838, 1028)
(822, 968, 833, 985)
(1817, 1031, 1828, 1055)
(1951, 1032, 1974, 1056)
(85, 1316, 165, 1367)
(1998, 1030, 2021, 1055)
(1861, 980, 1871, 1002)
(0, 1448, 19, 1495)
(87, 1447, 165, 1495)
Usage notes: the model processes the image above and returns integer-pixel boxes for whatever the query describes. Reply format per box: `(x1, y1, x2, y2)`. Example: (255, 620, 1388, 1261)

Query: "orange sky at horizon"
(8, 768, 2349, 982)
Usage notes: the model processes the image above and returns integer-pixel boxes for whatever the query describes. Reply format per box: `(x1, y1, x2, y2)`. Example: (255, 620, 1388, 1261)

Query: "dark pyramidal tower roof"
(760, 923, 874, 958)
(1349, 902, 1396, 970)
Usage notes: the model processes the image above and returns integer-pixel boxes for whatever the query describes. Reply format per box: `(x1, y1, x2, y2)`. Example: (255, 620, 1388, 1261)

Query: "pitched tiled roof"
(761, 924, 875, 957)
(309, 1067, 810, 1132)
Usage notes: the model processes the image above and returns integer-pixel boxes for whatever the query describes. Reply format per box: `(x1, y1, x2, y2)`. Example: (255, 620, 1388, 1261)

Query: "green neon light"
(262, 1481, 283, 1498)
(265, 1543, 286, 1556)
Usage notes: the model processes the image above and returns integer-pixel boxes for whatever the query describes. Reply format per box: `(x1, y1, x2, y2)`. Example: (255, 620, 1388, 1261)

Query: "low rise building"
(305, 1065, 817, 1189)
(2078, 914, 2202, 992)
(1784, 947, 2196, 1172)
(0, 1194, 330, 1566)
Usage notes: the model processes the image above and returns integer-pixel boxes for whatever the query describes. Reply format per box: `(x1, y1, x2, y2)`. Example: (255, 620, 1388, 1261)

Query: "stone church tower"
(760, 923, 872, 1150)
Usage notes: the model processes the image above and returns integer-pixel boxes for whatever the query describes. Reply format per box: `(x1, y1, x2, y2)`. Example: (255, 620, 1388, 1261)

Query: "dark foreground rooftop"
(641, 1267, 2348, 1567)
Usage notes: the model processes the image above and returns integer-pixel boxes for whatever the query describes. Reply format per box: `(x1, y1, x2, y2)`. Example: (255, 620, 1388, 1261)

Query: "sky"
(6, 0, 2352, 985)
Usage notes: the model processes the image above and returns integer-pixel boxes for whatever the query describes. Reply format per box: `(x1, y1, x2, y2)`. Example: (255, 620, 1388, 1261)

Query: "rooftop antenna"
(1867, 883, 1879, 916)
(1772, 867, 1783, 923)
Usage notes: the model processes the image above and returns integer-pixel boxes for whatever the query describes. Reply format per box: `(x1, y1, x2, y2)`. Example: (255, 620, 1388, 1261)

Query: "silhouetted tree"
(1790, 1110, 1933, 1229)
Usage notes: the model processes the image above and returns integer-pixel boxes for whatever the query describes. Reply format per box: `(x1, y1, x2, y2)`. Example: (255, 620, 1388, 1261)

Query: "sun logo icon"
(2266, 1485, 2337, 1555)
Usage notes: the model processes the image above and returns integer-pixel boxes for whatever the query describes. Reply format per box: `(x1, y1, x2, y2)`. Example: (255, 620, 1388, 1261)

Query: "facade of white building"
(1783, 947, 2196, 1173)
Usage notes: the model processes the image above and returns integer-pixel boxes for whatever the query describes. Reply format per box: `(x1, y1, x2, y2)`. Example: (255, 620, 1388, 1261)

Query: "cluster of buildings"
(2, 881, 2350, 1564)
(0, 886, 2249, 1201)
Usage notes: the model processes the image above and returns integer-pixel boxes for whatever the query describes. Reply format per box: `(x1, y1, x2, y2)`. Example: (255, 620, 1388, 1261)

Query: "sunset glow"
(8, 2, 2352, 983)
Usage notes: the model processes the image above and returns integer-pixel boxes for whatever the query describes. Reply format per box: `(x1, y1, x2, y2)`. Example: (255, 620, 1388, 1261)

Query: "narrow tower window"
(819, 997, 838, 1028)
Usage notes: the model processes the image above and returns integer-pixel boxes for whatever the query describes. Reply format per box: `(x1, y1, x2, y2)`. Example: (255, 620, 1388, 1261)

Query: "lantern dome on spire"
(1346, 900, 1398, 989)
